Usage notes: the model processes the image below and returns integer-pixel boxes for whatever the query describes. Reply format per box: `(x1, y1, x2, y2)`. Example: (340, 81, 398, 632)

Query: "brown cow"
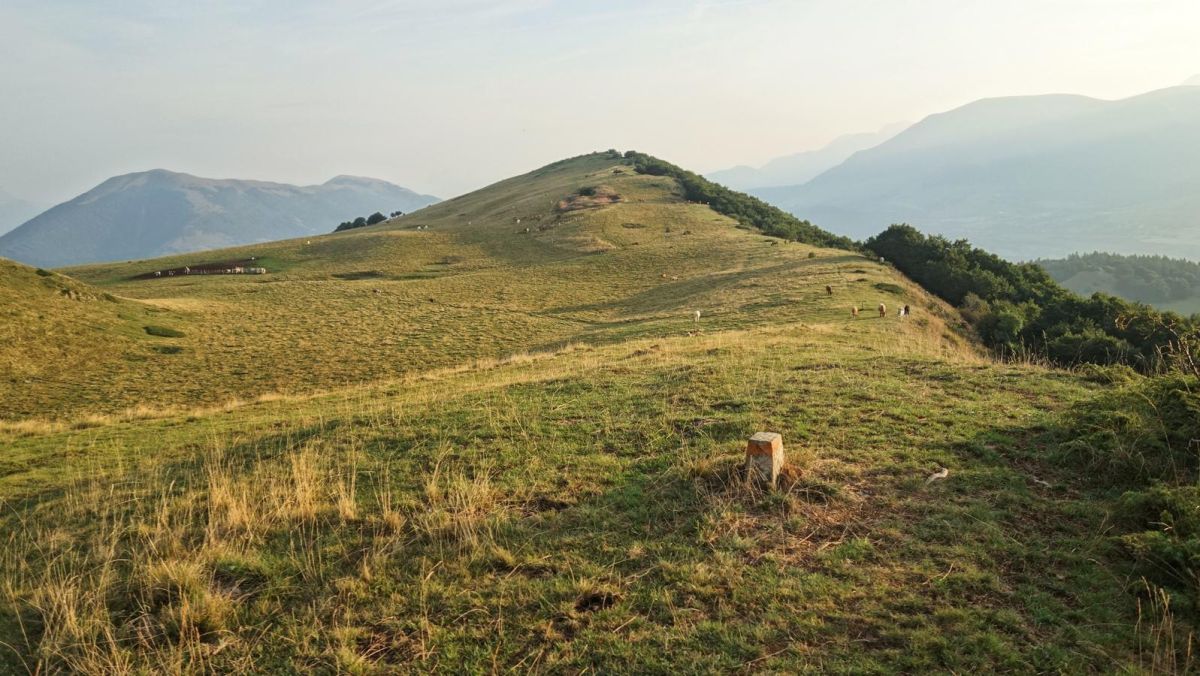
(878, 303, 887, 318)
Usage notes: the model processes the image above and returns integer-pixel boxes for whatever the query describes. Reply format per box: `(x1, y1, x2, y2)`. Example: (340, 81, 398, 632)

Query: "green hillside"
(0, 153, 1194, 673)
(0, 259, 192, 418)
(1037, 251, 1200, 315)
(6, 152, 958, 420)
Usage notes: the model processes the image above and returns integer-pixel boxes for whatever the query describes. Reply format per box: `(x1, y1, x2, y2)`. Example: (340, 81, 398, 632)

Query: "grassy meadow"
(0, 153, 1193, 672)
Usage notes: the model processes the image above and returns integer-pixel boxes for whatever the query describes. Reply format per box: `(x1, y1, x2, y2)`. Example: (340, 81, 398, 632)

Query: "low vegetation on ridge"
(624, 151, 859, 251)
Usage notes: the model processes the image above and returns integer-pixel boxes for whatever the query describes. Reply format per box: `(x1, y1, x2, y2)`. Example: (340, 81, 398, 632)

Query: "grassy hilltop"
(6, 152, 958, 420)
(0, 153, 1193, 672)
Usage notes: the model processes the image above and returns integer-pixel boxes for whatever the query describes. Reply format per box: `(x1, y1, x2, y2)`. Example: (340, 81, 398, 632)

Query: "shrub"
(1056, 375, 1200, 615)
(1058, 375, 1199, 485)
(35, 268, 52, 277)
(1117, 485, 1200, 615)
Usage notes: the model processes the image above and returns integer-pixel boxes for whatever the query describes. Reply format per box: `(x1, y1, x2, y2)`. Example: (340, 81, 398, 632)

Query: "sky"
(1, 0, 1198, 208)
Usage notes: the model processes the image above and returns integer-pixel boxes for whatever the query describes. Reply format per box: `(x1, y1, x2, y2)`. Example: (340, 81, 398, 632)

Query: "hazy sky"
(2, 0, 1198, 206)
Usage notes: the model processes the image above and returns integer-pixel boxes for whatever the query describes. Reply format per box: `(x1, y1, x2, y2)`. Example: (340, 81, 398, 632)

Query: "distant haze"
(707, 123, 908, 190)
(754, 85, 1200, 260)
(0, 1, 1198, 207)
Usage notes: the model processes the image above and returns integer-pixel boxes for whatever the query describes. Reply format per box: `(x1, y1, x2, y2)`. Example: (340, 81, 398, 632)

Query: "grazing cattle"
(825, 285, 833, 296)
(154, 271, 161, 278)
(693, 310, 701, 323)
(903, 304, 911, 317)
(878, 303, 887, 318)
(851, 306, 859, 317)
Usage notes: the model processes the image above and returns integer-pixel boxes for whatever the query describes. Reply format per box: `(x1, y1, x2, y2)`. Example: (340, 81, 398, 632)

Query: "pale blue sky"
(2, 0, 1198, 205)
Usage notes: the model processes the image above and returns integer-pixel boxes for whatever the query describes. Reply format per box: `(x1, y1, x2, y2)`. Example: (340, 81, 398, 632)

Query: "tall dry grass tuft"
(412, 457, 504, 552)
(284, 444, 322, 522)
(1, 419, 391, 673)
(373, 464, 407, 535)
(1137, 580, 1196, 674)
(206, 459, 259, 544)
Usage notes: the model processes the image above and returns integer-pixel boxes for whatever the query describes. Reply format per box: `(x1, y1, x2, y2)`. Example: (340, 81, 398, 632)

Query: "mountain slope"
(757, 86, 1200, 259)
(0, 170, 440, 267)
(707, 124, 906, 190)
(5, 152, 961, 419)
(0, 152, 1179, 672)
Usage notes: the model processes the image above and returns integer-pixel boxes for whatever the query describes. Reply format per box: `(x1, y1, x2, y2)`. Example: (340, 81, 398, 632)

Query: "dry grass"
(1137, 580, 1197, 674)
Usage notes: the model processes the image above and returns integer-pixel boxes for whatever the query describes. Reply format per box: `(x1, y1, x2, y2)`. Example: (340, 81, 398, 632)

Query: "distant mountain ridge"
(0, 188, 41, 237)
(707, 123, 907, 190)
(754, 85, 1200, 260)
(0, 170, 439, 267)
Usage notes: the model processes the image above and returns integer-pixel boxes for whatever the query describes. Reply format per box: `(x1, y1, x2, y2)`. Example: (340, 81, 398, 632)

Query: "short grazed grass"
(3, 154, 964, 420)
(0, 153, 1189, 672)
(0, 324, 1172, 672)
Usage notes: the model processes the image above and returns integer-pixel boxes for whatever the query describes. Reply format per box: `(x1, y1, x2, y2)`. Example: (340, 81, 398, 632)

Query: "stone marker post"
(746, 432, 784, 487)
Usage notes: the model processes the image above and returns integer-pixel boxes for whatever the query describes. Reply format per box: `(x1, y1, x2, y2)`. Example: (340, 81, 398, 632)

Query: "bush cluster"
(866, 224, 1196, 371)
(334, 211, 394, 233)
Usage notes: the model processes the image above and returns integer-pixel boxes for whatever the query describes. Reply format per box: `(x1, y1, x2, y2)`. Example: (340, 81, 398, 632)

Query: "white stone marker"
(746, 432, 784, 487)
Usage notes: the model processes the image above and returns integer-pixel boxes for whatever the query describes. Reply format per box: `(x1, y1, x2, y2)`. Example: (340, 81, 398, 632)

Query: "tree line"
(623, 151, 858, 251)
(1036, 251, 1200, 306)
(333, 210, 404, 233)
(866, 225, 1197, 371)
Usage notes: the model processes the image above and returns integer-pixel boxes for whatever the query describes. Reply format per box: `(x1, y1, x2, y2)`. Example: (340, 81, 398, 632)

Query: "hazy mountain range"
(752, 79, 1200, 260)
(0, 188, 41, 237)
(0, 171, 439, 267)
(706, 123, 907, 190)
